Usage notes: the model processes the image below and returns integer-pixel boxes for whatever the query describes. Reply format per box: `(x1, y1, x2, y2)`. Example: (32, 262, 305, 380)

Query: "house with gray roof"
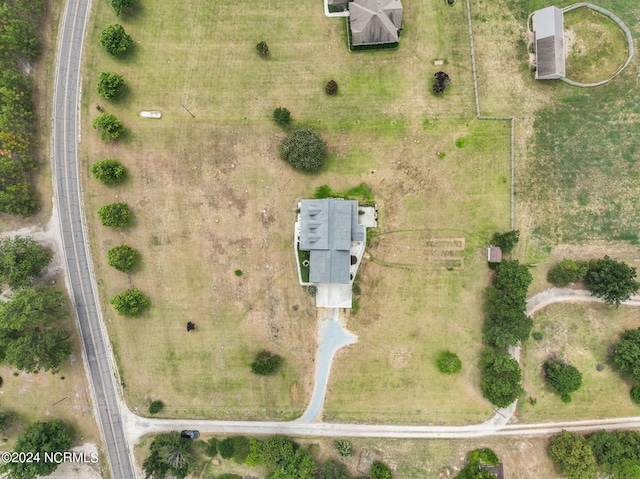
(532, 6, 565, 80)
(349, 0, 403, 47)
(296, 198, 375, 308)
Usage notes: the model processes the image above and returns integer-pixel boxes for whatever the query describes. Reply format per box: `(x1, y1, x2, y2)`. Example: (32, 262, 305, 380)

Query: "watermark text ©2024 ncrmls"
(1, 451, 99, 464)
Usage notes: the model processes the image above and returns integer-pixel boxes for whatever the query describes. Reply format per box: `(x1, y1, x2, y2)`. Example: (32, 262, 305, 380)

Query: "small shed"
(487, 245, 502, 263)
(532, 6, 565, 79)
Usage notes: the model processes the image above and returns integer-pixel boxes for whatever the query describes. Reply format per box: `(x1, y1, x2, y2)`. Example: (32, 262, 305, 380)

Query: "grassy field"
(519, 302, 640, 421)
(564, 7, 630, 83)
(79, 0, 511, 422)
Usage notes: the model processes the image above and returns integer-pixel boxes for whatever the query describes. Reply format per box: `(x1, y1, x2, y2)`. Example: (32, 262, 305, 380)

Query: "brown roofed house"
(349, 0, 403, 46)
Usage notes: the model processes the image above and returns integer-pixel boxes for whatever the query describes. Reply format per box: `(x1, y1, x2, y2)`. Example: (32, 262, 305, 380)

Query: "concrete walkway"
(299, 308, 358, 422)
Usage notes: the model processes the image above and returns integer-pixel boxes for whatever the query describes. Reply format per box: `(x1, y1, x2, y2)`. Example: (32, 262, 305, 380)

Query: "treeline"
(549, 429, 640, 479)
(143, 433, 393, 479)
(0, 0, 46, 216)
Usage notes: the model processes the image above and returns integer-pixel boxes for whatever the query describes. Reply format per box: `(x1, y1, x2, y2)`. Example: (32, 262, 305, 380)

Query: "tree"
(325, 80, 338, 96)
(0, 419, 72, 479)
(543, 359, 582, 400)
(259, 435, 295, 470)
(251, 350, 283, 375)
(107, 244, 138, 272)
(479, 347, 523, 408)
(99, 24, 133, 55)
(548, 430, 597, 479)
(490, 230, 520, 253)
(98, 202, 131, 227)
(218, 437, 235, 459)
(547, 259, 589, 286)
(256, 41, 269, 56)
(111, 0, 136, 16)
(0, 236, 51, 289)
(91, 158, 126, 185)
(205, 438, 218, 458)
(370, 461, 393, 479)
(432, 71, 451, 94)
(273, 107, 291, 127)
(586, 256, 640, 306)
(454, 449, 501, 479)
(269, 449, 316, 479)
(0, 181, 38, 217)
(0, 286, 71, 373)
(319, 460, 348, 479)
(612, 328, 640, 382)
(436, 350, 462, 373)
(142, 432, 194, 479)
(110, 288, 149, 316)
(631, 386, 640, 405)
(92, 113, 125, 140)
(612, 459, 640, 479)
(333, 439, 353, 458)
(587, 430, 625, 467)
(231, 436, 250, 464)
(279, 128, 327, 173)
(2, 19, 41, 59)
(96, 72, 126, 100)
(149, 400, 164, 415)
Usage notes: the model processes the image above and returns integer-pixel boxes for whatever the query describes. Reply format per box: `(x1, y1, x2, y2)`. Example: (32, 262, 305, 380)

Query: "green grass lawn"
(519, 302, 640, 421)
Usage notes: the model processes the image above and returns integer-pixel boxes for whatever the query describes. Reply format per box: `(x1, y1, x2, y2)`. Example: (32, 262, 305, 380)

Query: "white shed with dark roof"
(533, 6, 565, 80)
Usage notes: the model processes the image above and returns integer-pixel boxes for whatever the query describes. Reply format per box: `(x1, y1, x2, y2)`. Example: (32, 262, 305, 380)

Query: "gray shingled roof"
(533, 6, 565, 79)
(350, 0, 403, 46)
(300, 198, 365, 284)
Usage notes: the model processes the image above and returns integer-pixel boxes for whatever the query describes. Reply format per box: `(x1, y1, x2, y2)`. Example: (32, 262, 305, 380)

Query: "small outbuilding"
(349, 0, 403, 46)
(487, 245, 502, 263)
(532, 6, 565, 79)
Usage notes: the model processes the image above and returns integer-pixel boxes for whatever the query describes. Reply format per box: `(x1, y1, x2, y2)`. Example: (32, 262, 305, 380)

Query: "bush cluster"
(547, 259, 588, 286)
(279, 128, 327, 173)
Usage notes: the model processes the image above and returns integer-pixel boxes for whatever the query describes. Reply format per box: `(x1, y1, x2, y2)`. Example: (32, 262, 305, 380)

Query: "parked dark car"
(180, 430, 200, 439)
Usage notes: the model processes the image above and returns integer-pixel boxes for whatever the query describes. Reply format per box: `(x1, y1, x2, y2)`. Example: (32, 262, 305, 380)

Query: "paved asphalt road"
(53, 0, 135, 477)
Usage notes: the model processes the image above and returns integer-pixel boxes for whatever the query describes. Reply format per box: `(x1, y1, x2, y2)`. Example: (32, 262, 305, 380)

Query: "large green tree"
(98, 202, 131, 227)
(0, 286, 71, 372)
(587, 430, 625, 467)
(91, 158, 126, 185)
(142, 432, 194, 479)
(110, 288, 149, 317)
(548, 430, 597, 479)
(0, 419, 72, 479)
(543, 359, 583, 400)
(479, 347, 523, 408)
(279, 128, 327, 173)
(0, 236, 51, 289)
(96, 72, 126, 100)
(612, 328, 640, 382)
(92, 113, 125, 141)
(107, 244, 138, 272)
(586, 256, 640, 306)
(99, 24, 133, 55)
(259, 435, 296, 470)
(111, 0, 136, 16)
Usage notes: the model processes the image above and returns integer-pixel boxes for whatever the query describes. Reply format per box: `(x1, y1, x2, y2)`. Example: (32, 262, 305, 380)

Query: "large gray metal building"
(532, 6, 565, 80)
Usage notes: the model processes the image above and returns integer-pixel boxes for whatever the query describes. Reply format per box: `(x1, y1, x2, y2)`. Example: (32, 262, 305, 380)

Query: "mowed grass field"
(80, 0, 510, 421)
(519, 303, 640, 421)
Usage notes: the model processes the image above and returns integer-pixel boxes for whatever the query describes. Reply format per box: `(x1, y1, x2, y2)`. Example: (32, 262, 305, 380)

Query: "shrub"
(631, 386, 640, 405)
(532, 331, 544, 341)
(148, 400, 163, 414)
(218, 437, 234, 459)
(436, 350, 462, 374)
(107, 244, 138, 272)
(333, 439, 353, 458)
(273, 107, 291, 126)
(234, 269, 243, 276)
(256, 41, 269, 56)
(279, 128, 327, 173)
(306, 285, 317, 296)
(231, 436, 250, 463)
(99, 24, 133, 55)
(543, 359, 583, 397)
(110, 288, 149, 316)
(548, 259, 588, 286)
(370, 461, 393, 479)
(205, 438, 218, 458)
(325, 80, 338, 96)
(612, 328, 640, 382)
(251, 350, 282, 375)
(98, 202, 131, 227)
(217, 475, 242, 479)
(91, 159, 126, 184)
(111, 0, 136, 16)
(319, 460, 348, 479)
(432, 71, 450, 94)
(96, 72, 125, 100)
